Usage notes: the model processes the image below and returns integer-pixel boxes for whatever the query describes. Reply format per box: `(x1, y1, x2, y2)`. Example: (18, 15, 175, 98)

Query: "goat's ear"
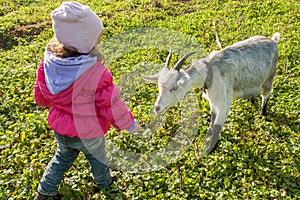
(142, 74, 159, 82)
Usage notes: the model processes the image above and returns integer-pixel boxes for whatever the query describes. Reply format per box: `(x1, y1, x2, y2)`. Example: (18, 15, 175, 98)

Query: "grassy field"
(0, 0, 299, 199)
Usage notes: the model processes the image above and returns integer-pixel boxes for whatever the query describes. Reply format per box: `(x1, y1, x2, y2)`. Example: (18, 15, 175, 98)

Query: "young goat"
(142, 33, 280, 154)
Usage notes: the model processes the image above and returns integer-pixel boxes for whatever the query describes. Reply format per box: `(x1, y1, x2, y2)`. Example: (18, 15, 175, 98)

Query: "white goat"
(142, 32, 280, 154)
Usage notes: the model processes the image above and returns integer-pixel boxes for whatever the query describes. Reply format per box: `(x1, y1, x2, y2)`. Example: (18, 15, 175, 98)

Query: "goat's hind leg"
(261, 72, 275, 116)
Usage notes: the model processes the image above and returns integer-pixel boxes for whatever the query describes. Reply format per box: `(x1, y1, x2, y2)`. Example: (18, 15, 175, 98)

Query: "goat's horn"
(174, 52, 196, 71)
(165, 49, 172, 68)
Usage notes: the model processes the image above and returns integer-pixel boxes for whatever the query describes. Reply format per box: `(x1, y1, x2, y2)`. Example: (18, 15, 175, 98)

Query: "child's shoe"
(34, 192, 63, 200)
(34, 193, 49, 200)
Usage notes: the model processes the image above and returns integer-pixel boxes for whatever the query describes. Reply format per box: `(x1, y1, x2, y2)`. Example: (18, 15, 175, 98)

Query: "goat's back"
(206, 36, 279, 98)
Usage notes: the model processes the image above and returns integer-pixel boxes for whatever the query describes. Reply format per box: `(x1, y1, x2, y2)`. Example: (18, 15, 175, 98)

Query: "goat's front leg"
(204, 98, 232, 154)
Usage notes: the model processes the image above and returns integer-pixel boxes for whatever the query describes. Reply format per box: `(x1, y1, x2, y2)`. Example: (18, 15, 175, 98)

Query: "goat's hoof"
(206, 140, 219, 154)
(203, 137, 219, 154)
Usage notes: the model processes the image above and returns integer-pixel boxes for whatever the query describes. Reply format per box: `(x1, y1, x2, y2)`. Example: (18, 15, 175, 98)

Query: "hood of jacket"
(44, 46, 97, 95)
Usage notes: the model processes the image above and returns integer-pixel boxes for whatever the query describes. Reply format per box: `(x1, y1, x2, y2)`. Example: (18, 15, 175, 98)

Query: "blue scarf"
(44, 46, 97, 94)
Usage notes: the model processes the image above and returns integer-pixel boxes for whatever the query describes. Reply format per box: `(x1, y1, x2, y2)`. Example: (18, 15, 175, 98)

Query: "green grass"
(0, 0, 299, 199)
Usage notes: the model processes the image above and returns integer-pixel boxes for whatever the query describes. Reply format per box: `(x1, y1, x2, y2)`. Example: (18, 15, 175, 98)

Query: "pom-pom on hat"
(51, 1, 103, 54)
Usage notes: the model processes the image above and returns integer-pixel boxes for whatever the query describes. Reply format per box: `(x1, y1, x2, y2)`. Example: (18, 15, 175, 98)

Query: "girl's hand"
(129, 123, 141, 133)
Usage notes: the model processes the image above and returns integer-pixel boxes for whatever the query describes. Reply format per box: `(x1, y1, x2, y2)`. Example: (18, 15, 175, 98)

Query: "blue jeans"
(37, 133, 111, 196)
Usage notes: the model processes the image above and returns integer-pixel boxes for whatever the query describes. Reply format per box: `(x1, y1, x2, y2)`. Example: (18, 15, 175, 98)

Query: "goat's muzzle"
(154, 105, 165, 115)
(154, 105, 161, 112)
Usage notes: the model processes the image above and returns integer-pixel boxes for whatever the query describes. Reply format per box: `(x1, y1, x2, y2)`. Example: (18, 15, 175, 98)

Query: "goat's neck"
(186, 65, 208, 89)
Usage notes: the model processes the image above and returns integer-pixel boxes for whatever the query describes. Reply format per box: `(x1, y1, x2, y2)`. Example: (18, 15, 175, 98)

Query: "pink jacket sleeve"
(95, 69, 134, 130)
(34, 61, 52, 107)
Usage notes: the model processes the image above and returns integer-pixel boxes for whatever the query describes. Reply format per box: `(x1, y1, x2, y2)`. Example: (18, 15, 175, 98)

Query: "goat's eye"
(170, 85, 179, 92)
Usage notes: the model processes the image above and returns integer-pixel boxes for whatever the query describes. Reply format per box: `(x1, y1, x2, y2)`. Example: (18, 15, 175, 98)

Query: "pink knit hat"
(51, 2, 103, 54)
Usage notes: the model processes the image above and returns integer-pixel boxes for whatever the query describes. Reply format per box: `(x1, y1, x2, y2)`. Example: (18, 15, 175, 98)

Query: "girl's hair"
(47, 38, 104, 62)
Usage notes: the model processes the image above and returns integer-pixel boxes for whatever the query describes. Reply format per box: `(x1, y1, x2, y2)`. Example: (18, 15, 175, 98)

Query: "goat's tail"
(272, 32, 280, 43)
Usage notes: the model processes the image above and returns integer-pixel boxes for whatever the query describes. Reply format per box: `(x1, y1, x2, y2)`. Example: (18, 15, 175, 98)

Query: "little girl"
(34, 2, 140, 199)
